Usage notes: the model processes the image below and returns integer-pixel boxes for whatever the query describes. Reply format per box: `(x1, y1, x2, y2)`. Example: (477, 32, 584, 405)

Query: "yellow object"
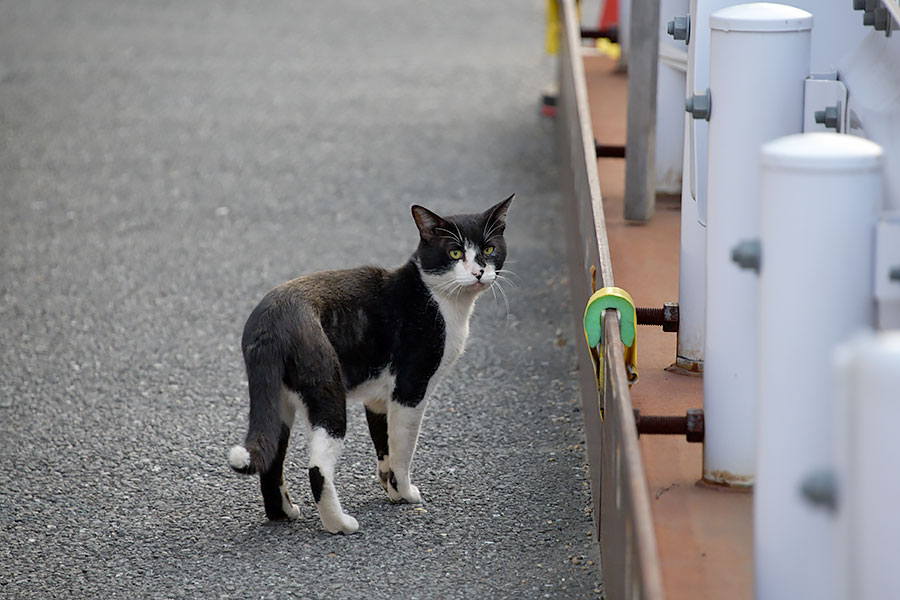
(596, 38, 622, 61)
(583, 286, 639, 407)
(545, 0, 562, 55)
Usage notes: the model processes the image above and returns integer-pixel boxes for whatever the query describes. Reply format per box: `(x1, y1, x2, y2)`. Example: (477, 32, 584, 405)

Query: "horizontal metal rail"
(557, 0, 664, 598)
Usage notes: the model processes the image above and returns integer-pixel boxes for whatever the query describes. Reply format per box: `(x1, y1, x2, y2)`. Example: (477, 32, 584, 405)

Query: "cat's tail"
(229, 345, 285, 476)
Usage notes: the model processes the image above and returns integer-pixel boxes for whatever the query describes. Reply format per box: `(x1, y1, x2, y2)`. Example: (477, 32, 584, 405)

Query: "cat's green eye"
(449, 249, 463, 260)
(483, 246, 496, 256)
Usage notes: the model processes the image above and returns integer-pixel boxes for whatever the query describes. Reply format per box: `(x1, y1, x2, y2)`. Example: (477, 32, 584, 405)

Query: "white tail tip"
(228, 445, 252, 471)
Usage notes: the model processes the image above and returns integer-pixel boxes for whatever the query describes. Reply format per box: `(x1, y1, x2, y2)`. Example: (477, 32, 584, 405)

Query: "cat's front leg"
(385, 400, 426, 503)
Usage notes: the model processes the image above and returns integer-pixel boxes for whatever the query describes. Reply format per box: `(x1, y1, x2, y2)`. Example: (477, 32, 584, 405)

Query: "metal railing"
(557, 1, 664, 598)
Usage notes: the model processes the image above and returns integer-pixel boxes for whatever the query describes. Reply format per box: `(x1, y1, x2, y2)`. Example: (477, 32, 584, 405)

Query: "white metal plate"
(803, 76, 849, 134)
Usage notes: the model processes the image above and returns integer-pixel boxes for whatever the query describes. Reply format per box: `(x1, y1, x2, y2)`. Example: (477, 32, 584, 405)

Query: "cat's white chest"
(431, 294, 474, 376)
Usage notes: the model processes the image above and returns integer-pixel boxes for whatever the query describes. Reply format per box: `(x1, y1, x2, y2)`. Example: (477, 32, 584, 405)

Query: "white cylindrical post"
(834, 332, 900, 600)
(676, 113, 705, 373)
(755, 133, 883, 600)
(675, 0, 738, 371)
(702, 3, 813, 487)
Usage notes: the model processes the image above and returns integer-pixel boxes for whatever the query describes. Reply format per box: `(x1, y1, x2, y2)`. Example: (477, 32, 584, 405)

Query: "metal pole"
(701, 3, 812, 488)
(756, 133, 883, 600)
(623, 0, 659, 222)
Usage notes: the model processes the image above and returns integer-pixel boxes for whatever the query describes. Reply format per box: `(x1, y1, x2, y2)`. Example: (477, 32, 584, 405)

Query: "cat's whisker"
(494, 279, 511, 318)
(495, 274, 518, 289)
(434, 227, 463, 245)
(497, 268, 520, 280)
(483, 221, 504, 241)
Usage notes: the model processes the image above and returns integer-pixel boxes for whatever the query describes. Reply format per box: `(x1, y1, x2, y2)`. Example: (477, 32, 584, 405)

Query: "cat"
(228, 196, 513, 534)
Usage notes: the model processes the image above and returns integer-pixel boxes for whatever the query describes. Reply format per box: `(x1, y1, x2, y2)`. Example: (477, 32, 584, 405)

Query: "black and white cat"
(228, 196, 513, 534)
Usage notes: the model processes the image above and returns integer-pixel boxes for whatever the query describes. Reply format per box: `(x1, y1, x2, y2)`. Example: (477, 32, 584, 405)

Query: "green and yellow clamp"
(583, 286, 639, 415)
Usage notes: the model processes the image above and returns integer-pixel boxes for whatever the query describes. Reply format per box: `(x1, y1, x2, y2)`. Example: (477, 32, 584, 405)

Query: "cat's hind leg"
(258, 422, 301, 521)
(364, 398, 391, 492)
(258, 389, 302, 521)
(301, 373, 358, 535)
(306, 427, 358, 534)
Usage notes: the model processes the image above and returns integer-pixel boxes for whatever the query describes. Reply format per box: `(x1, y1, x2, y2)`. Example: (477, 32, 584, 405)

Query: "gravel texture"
(0, 1, 602, 598)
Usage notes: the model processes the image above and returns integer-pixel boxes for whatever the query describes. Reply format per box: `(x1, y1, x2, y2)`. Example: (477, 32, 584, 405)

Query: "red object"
(598, 0, 618, 29)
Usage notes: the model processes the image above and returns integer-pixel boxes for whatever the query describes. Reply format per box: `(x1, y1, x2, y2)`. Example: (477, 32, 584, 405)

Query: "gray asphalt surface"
(0, 1, 602, 598)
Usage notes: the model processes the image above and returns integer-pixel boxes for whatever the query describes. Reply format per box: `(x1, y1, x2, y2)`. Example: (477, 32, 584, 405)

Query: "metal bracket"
(804, 75, 848, 134)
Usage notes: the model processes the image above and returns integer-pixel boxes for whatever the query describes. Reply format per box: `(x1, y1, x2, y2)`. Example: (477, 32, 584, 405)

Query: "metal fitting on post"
(667, 15, 690, 43)
(852, 0, 866, 9)
(636, 302, 679, 332)
(890, 265, 900, 282)
(864, 6, 895, 35)
(800, 469, 838, 511)
(814, 101, 842, 132)
(732, 239, 762, 273)
(685, 88, 711, 121)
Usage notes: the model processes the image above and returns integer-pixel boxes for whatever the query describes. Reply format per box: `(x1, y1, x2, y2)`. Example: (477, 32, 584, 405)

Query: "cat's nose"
(473, 268, 484, 280)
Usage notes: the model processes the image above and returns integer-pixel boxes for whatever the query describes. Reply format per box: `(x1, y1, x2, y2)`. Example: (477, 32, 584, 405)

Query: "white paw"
(403, 484, 422, 504)
(284, 503, 300, 520)
(324, 514, 359, 535)
(387, 482, 422, 504)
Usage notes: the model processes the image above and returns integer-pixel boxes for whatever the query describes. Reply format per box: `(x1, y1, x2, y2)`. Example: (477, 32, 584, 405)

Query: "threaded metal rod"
(636, 307, 665, 326)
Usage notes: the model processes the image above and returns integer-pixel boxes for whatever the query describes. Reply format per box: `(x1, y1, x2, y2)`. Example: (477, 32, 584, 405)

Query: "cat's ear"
(411, 205, 447, 242)
(483, 194, 514, 234)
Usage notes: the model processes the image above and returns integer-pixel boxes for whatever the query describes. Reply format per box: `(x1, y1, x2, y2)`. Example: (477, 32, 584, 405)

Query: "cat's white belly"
(346, 368, 395, 406)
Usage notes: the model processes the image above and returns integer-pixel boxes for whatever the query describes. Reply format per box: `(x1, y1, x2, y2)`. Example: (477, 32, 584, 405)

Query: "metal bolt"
(865, 0, 879, 10)
(800, 470, 837, 511)
(731, 239, 762, 273)
(685, 409, 705, 444)
(890, 265, 900, 282)
(876, 7, 886, 29)
(686, 88, 711, 121)
(633, 409, 705, 443)
(852, 0, 866, 9)
(667, 15, 690, 43)
(814, 102, 841, 132)
(636, 302, 679, 332)
(874, 7, 891, 31)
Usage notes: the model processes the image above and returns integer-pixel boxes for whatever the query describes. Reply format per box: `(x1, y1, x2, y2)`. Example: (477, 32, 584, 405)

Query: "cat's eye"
(483, 246, 496, 256)
(449, 249, 463, 260)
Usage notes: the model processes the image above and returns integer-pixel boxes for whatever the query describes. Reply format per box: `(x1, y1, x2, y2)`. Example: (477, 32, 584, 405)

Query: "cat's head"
(411, 195, 513, 297)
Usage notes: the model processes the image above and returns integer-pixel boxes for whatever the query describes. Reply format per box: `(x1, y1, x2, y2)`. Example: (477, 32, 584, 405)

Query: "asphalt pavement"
(0, 1, 602, 598)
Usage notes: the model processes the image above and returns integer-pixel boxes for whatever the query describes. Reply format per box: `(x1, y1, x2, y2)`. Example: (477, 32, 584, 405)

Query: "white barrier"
(701, 3, 812, 487)
(755, 133, 883, 600)
(833, 331, 900, 600)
